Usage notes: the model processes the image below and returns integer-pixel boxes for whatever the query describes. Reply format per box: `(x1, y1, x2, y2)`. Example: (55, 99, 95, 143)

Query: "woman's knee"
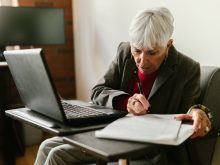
(46, 147, 64, 164)
(49, 144, 95, 165)
(38, 136, 63, 154)
(46, 144, 80, 165)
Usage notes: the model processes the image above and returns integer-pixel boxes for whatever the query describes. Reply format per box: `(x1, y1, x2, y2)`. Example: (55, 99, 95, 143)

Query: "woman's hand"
(175, 109, 211, 138)
(127, 94, 150, 115)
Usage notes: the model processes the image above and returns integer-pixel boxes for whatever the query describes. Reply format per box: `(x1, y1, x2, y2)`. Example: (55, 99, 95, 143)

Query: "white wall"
(73, 0, 220, 101)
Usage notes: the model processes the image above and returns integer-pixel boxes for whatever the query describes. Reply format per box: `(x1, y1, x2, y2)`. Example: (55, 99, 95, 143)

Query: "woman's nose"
(138, 52, 146, 66)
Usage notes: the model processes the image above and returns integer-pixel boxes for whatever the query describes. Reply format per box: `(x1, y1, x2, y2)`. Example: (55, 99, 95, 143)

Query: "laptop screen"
(4, 48, 65, 122)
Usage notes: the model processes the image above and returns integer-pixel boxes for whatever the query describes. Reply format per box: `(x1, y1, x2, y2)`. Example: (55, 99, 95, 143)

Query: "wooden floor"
(16, 144, 40, 165)
(0, 143, 39, 165)
(15, 131, 52, 165)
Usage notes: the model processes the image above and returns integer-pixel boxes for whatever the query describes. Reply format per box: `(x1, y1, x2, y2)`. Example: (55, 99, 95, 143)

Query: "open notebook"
(95, 114, 194, 145)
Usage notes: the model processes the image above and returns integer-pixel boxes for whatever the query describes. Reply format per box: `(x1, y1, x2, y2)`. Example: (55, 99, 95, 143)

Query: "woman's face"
(131, 40, 172, 74)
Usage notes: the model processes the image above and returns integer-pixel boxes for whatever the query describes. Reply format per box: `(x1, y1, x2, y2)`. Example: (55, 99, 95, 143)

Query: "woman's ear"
(167, 39, 173, 48)
(165, 39, 173, 60)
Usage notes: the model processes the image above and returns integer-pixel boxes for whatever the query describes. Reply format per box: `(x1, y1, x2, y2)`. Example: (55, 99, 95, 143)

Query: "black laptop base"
(5, 108, 115, 136)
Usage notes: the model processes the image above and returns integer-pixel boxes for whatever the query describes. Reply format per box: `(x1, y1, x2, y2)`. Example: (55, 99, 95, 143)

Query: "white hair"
(129, 7, 174, 49)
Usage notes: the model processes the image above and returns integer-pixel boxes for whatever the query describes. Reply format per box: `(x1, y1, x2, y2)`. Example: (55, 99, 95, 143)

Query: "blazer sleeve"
(177, 61, 201, 113)
(91, 42, 131, 108)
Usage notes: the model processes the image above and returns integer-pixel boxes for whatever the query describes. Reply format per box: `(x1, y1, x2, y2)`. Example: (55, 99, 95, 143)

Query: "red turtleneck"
(113, 70, 157, 110)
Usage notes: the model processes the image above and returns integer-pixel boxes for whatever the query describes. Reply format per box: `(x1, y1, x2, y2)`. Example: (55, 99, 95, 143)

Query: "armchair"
(187, 66, 220, 165)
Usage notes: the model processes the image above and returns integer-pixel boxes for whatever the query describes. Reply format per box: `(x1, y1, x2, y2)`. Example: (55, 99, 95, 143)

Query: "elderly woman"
(35, 7, 212, 165)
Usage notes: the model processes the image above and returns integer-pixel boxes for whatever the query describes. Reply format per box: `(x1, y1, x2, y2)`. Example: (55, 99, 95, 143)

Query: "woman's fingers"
(127, 94, 150, 115)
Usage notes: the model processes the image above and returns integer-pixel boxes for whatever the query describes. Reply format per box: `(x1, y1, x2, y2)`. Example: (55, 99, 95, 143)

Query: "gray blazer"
(91, 42, 200, 114)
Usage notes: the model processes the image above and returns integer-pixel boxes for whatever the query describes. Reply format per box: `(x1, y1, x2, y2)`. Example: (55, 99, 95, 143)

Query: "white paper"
(95, 114, 194, 145)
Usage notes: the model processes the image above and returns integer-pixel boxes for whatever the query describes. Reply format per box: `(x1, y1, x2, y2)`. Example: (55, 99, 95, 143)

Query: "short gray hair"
(129, 7, 174, 49)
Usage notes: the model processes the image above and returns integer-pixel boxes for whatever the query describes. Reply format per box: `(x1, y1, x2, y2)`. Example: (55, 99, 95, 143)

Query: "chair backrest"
(187, 66, 220, 165)
(199, 66, 220, 120)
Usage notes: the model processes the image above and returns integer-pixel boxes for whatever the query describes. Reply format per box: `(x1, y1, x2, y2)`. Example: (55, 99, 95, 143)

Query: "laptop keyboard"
(61, 101, 107, 119)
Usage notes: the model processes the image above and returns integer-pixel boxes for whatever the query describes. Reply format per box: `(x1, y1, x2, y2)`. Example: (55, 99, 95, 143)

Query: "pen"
(135, 70, 151, 112)
(134, 70, 144, 95)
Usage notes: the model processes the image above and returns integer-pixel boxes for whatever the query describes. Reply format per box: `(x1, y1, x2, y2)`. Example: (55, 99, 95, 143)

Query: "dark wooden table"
(63, 130, 154, 165)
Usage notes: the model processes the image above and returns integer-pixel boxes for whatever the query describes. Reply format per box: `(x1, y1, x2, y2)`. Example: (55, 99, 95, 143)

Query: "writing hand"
(127, 93, 150, 115)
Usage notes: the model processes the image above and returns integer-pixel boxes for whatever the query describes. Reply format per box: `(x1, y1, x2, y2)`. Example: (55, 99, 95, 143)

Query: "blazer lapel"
(148, 46, 178, 99)
(120, 59, 136, 91)
(148, 65, 174, 99)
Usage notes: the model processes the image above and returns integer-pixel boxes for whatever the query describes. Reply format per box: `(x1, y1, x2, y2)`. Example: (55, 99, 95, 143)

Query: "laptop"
(4, 48, 126, 135)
